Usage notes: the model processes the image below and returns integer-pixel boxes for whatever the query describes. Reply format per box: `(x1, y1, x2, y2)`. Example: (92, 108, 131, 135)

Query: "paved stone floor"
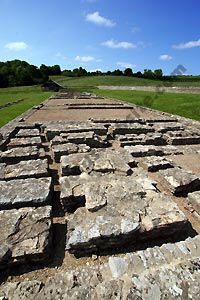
(0, 91, 200, 299)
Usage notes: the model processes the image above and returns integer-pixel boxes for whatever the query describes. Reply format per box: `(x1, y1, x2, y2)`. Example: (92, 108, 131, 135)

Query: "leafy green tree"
(124, 68, 133, 76)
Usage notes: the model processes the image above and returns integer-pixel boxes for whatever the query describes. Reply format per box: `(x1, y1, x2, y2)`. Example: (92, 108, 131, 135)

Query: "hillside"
(50, 75, 200, 88)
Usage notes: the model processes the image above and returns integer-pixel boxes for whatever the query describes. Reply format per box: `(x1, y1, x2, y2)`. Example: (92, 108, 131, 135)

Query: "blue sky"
(0, 0, 200, 74)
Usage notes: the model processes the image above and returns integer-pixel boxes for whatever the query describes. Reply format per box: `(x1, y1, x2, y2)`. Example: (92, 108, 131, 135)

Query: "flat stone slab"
(188, 191, 200, 214)
(0, 177, 52, 209)
(16, 128, 40, 137)
(61, 174, 186, 255)
(52, 143, 91, 163)
(164, 130, 200, 145)
(0, 206, 52, 268)
(111, 123, 154, 135)
(141, 156, 174, 172)
(0, 146, 45, 163)
(117, 133, 166, 146)
(61, 148, 135, 176)
(7, 136, 42, 149)
(3, 158, 49, 180)
(124, 145, 164, 157)
(159, 167, 200, 196)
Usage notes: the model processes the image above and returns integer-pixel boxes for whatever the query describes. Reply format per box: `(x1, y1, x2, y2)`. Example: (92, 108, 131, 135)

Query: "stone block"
(159, 167, 200, 196)
(16, 128, 40, 137)
(0, 163, 5, 180)
(0, 177, 52, 209)
(61, 148, 135, 176)
(0, 206, 52, 268)
(0, 146, 45, 163)
(124, 145, 164, 157)
(7, 137, 42, 149)
(141, 156, 174, 172)
(188, 191, 200, 214)
(4, 159, 49, 179)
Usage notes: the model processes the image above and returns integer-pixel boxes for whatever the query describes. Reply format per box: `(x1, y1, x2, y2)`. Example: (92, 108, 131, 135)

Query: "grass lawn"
(51, 75, 200, 88)
(0, 85, 55, 127)
(92, 89, 200, 121)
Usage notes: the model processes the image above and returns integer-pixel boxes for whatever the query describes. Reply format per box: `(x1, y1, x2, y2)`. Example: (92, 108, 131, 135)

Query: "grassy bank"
(92, 89, 200, 121)
(51, 75, 200, 88)
(0, 85, 55, 127)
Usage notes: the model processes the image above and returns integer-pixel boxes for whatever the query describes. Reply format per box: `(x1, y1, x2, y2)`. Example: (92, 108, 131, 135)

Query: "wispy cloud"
(173, 38, 200, 49)
(159, 54, 172, 61)
(5, 41, 29, 51)
(117, 62, 137, 69)
(86, 12, 116, 27)
(102, 39, 136, 49)
(56, 52, 67, 60)
(131, 27, 140, 33)
(75, 55, 95, 62)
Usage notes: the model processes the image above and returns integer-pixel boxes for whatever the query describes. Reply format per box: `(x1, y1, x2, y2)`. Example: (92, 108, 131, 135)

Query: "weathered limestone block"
(159, 167, 200, 196)
(45, 122, 107, 140)
(62, 131, 108, 148)
(64, 174, 186, 255)
(117, 133, 166, 146)
(141, 156, 174, 172)
(7, 137, 42, 149)
(4, 159, 49, 179)
(0, 177, 52, 209)
(160, 145, 183, 156)
(61, 148, 135, 176)
(124, 145, 164, 157)
(112, 123, 154, 135)
(16, 128, 40, 137)
(60, 171, 156, 211)
(0, 146, 45, 163)
(188, 191, 200, 214)
(52, 143, 78, 162)
(152, 122, 185, 133)
(0, 163, 5, 180)
(0, 206, 52, 268)
(141, 192, 187, 235)
(164, 130, 200, 145)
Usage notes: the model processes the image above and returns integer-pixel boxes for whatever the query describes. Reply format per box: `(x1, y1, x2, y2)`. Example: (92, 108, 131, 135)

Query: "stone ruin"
(0, 91, 200, 299)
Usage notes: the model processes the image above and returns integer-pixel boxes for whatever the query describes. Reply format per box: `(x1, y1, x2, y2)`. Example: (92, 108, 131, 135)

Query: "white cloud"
(86, 12, 116, 27)
(117, 62, 137, 69)
(173, 38, 200, 49)
(88, 68, 102, 72)
(5, 42, 29, 51)
(159, 54, 172, 61)
(75, 55, 95, 62)
(102, 39, 136, 49)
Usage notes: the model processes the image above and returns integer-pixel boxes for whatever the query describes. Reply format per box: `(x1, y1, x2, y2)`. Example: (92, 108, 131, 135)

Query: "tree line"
(0, 60, 62, 88)
(0, 59, 175, 88)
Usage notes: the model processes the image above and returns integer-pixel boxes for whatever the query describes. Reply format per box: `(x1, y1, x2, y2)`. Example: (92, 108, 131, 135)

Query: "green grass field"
(0, 85, 55, 127)
(51, 75, 200, 88)
(0, 76, 200, 128)
(92, 89, 200, 121)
